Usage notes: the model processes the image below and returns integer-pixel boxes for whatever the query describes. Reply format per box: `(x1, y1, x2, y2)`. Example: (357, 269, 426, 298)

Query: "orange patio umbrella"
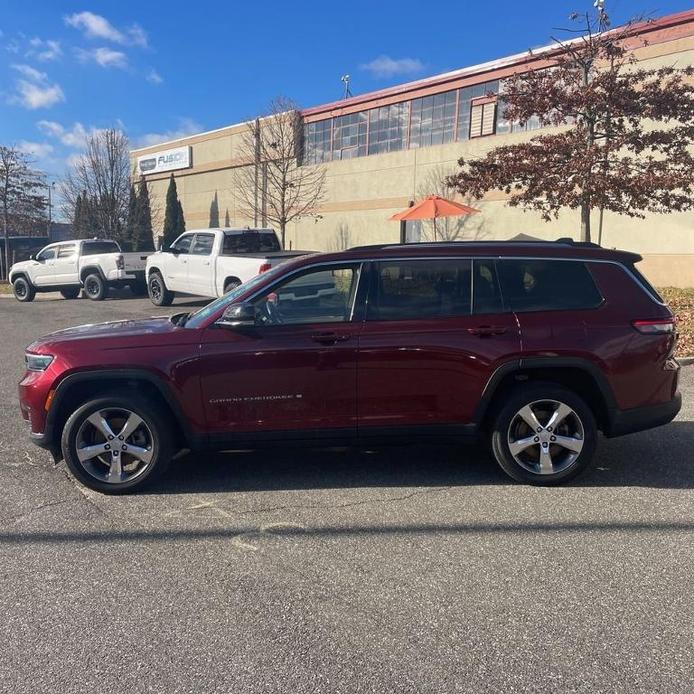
(390, 195, 480, 241)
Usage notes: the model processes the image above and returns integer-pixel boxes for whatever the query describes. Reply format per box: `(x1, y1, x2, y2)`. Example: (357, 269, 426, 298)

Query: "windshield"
(222, 231, 280, 254)
(184, 264, 287, 329)
(82, 241, 120, 255)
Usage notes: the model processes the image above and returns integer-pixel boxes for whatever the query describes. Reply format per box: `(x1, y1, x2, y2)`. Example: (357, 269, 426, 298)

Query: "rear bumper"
(606, 392, 682, 437)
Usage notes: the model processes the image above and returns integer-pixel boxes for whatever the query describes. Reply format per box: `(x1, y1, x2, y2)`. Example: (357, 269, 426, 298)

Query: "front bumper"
(606, 392, 682, 437)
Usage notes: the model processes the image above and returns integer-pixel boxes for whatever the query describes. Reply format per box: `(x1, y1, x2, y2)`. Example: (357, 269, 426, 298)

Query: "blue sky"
(1, 0, 691, 182)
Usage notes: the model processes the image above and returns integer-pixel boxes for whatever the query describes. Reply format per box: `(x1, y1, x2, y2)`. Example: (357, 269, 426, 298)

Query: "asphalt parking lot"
(1, 292, 693, 694)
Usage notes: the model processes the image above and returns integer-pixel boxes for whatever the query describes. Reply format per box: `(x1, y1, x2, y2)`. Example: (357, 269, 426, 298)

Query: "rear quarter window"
(82, 241, 120, 256)
(223, 232, 281, 254)
(498, 259, 603, 312)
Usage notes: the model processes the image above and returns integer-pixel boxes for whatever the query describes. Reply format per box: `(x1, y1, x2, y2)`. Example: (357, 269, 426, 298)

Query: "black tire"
(129, 281, 148, 297)
(83, 273, 108, 301)
(61, 392, 174, 494)
(224, 278, 241, 294)
(12, 276, 35, 302)
(60, 287, 81, 300)
(490, 383, 597, 485)
(148, 271, 173, 306)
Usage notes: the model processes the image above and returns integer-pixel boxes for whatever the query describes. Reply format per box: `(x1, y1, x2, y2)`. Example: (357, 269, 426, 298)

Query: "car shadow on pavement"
(149, 421, 694, 494)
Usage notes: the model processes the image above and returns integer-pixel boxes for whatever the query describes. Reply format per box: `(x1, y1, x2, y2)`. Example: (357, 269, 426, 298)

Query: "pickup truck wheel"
(61, 393, 174, 494)
(84, 273, 108, 301)
(13, 277, 36, 302)
(490, 383, 597, 486)
(148, 272, 173, 306)
(224, 278, 241, 294)
(60, 287, 81, 300)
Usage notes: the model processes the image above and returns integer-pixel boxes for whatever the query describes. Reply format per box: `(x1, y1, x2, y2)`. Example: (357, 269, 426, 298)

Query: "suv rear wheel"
(148, 271, 173, 306)
(13, 276, 35, 302)
(61, 392, 174, 494)
(490, 383, 597, 485)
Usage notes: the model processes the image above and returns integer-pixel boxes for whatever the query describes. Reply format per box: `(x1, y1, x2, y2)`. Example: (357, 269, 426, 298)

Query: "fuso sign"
(137, 146, 191, 175)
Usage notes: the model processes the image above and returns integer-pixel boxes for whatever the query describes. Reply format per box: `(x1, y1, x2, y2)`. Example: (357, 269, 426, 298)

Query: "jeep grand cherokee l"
(19, 241, 681, 494)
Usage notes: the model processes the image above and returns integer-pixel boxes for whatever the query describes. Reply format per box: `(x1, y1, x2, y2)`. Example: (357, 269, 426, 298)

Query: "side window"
(170, 234, 193, 254)
(36, 247, 56, 262)
(57, 244, 77, 259)
(497, 259, 603, 312)
(254, 264, 361, 326)
(191, 234, 214, 255)
(368, 259, 472, 321)
(473, 259, 504, 314)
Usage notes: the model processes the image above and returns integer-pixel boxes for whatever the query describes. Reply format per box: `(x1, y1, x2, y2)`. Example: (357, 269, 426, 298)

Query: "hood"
(9, 260, 34, 276)
(27, 316, 178, 352)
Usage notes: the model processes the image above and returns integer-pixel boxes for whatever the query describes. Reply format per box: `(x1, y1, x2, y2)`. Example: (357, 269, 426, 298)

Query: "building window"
(332, 112, 368, 160)
(409, 90, 457, 149)
(368, 103, 409, 155)
(470, 97, 497, 138)
(457, 80, 499, 140)
(304, 120, 332, 165)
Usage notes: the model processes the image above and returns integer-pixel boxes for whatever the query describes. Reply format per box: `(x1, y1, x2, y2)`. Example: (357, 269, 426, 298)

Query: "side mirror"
(29, 253, 35, 261)
(216, 303, 257, 329)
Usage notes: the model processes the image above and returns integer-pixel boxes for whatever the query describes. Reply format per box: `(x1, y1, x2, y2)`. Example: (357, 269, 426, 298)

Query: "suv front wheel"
(490, 384, 597, 485)
(61, 392, 174, 494)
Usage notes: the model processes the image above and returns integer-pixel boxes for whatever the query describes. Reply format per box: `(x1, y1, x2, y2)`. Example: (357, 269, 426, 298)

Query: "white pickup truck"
(145, 228, 309, 306)
(9, 239, 151, 302)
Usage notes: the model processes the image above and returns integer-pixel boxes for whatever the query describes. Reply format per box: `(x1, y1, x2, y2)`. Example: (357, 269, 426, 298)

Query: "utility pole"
(253, 118, 260, 227)
(46, 182, 55, 238)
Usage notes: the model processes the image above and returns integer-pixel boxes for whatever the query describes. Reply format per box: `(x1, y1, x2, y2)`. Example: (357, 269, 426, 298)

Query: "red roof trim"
(301, 10, 694, 120)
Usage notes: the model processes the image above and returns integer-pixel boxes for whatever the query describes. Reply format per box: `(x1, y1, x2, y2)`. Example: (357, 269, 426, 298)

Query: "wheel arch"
(79, 265, 106, 284)
(475, 358, 616, 433)
(223, 276, 242, 291)
(46, 369, 196, 454)
(9, 271, 31, 285)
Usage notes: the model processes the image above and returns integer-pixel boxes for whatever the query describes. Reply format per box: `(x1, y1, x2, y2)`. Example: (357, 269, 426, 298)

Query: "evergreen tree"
(124, 184, 138, 250)
(224, 209, 230, 227)
(176, 200, 186, 236)
(162, 174, 181, 248)
(136, 178, 155, 251)
(73, 193, 83, 237)
(209, 191, 219, 227)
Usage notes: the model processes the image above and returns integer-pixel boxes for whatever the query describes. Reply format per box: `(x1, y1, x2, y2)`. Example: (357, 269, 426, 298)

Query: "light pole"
(46, 181, 55, 238)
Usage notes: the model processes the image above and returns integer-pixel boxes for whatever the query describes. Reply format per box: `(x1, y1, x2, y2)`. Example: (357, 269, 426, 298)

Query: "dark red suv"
(19, 241, 681, 493)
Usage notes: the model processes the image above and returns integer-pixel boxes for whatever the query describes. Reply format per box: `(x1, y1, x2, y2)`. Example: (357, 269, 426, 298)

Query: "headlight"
(25, 353, 54, 372)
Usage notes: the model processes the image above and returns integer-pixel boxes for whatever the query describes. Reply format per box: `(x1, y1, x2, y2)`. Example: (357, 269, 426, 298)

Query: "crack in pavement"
(234, 486, 452, 517)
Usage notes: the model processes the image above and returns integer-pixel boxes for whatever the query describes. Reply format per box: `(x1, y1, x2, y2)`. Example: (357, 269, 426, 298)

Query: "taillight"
(258, 262, 272, 273)
(116, 254, 125, 270)
(632, 317, 676, 335)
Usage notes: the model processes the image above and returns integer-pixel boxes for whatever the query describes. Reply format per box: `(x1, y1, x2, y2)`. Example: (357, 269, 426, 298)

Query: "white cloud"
(11, 63, 47, 81)
(146, 68, 163, 84)
(64, 12, 148, 48)
(37, 120, 94, 147)
(12, 80, 65, 109)
(9, 65, 64, 109)
(17, 140, 54, 158)
(65, 11, 125, 43)
(28, 37, 62, 61)
(76, 46, 128, 69)
(136, 118, 202, 147)
(360, 55, 425, 78)
(128, 24, 148, 48)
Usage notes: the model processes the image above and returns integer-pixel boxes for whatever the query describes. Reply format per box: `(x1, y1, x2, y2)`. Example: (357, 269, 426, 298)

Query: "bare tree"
(0, 145, 46, 279)
(235, 97, 326, 248)
(61, 129, 130, 242)
(414, 165, 486, 242)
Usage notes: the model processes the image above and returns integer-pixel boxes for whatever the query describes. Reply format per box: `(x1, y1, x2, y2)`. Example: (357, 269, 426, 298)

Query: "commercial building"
(130, 10, 694, 286)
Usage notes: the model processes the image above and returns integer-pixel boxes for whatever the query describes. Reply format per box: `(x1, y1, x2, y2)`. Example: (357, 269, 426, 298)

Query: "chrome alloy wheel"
(507, 399, 585, 475)
(75, 407, 155, 485)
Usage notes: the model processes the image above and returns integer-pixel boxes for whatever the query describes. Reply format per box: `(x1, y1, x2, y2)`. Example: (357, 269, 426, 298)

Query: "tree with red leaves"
(447, 11, 694, 243)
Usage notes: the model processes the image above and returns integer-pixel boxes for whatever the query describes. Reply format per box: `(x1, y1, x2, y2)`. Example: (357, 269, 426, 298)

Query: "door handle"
(311, 332, 351, 344)
(467, 325, 508, 337)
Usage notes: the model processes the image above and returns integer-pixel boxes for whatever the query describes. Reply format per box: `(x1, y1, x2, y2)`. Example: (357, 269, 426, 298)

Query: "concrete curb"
(679, 356, 694, 366)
